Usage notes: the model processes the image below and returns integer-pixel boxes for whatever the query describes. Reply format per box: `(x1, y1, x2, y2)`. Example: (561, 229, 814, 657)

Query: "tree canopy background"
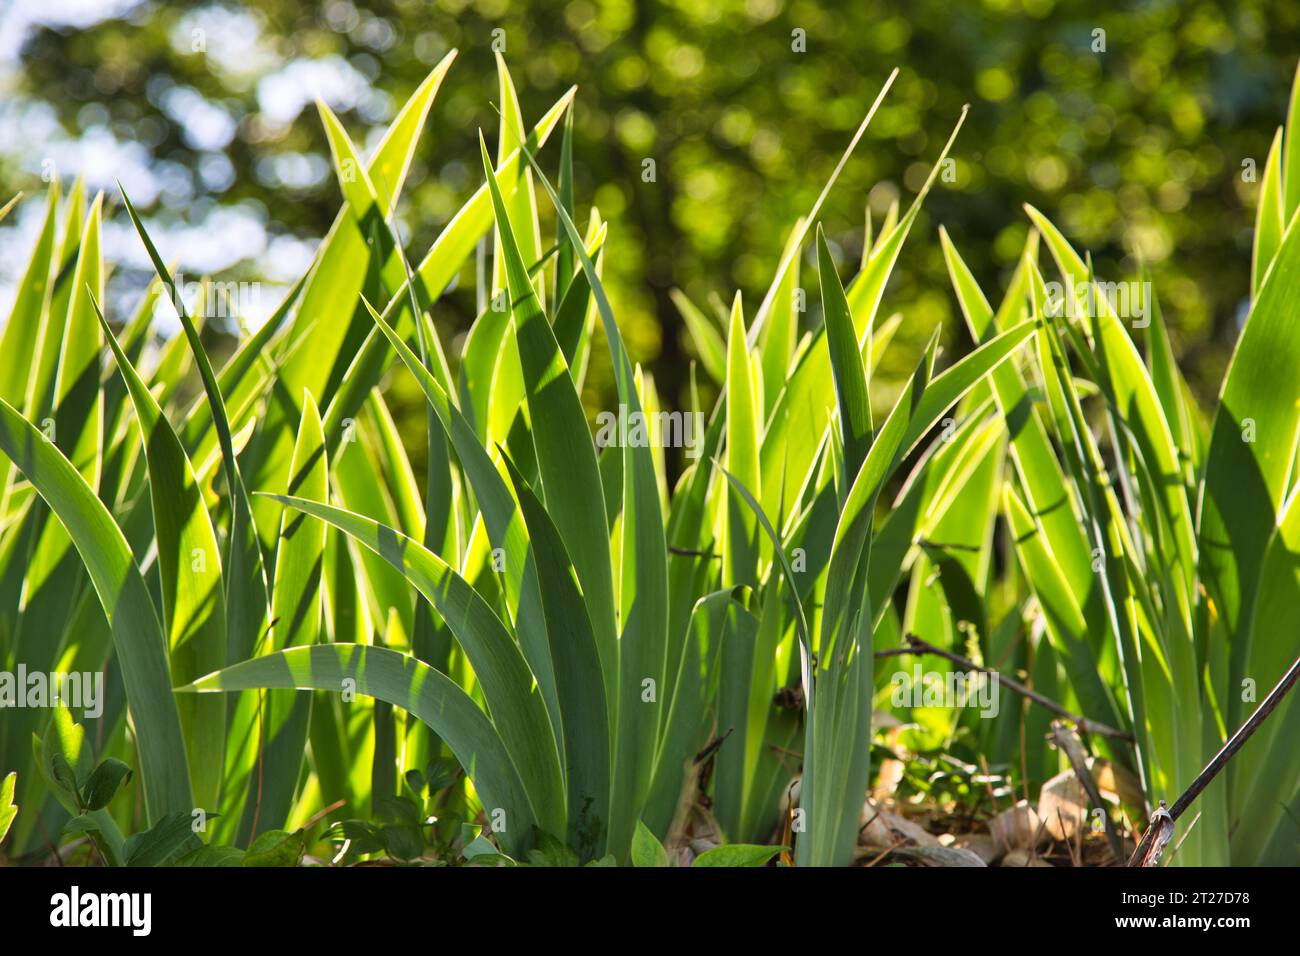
(1, 0, 1297, 425)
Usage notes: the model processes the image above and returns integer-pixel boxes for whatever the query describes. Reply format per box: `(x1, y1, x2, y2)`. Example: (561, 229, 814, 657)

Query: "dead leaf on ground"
(989, 799, 1047, 851)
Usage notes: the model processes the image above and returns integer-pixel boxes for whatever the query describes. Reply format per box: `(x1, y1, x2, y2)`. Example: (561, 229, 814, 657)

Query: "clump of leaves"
(0, 51, 1296, 870)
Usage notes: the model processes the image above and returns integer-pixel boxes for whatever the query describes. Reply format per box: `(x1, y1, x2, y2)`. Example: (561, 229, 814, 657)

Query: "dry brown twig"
(876, 633, 1135, 741)
(1129, 651, 1300, 866)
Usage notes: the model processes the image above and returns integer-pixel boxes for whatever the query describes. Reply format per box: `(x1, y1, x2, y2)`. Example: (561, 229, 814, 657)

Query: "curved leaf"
(264, 493, 566, 836)
(95, 296, 227, 812)
(0, 397, 191, 821)
(183, 644, 536, 855)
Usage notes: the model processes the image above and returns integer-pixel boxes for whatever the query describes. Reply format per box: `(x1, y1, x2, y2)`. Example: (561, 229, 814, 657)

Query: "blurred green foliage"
(3, 0, 1299, 410)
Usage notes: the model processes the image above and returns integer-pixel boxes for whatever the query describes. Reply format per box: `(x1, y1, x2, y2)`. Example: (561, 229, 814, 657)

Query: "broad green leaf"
(0, 398, 192, 821)
(95, 296, 227, 813)
(692, 843, 781, 867)
(1199, 210, 1300, 725)
(474, 139, 595, 714)
(242, 393, 327, 840)
(1229, 482, 1300, 864)
(1283, 61, 1300, 224)
(364, 300, 550, 692)
(37, 710, 88, 808)
(176, 845, 246, 867)
(523, 141, 671, 863)
(26, 177, 84, 421)
(369, 51, 457, 213)
(1253, 128, 1285, 297)
(631, 819, 669, 867)
(242, 828, 307, 867)
(504, 459, 611, 861)
(264, 494, 565, 837)
(0, 771, 16, 844)
(124, 811, 201, 866)
(0, 187, 59, 408)
(52, 193, 104, 487)
(81, 758, 133, 812)
(759, 219, 804, 415)
(183, 643, 536, 856)
(119, 188, 272, 679)
(478, 136, 618, 712)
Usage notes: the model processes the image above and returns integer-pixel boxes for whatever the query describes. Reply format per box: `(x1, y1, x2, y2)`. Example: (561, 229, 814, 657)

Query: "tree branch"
(875, 633, 1135, 742)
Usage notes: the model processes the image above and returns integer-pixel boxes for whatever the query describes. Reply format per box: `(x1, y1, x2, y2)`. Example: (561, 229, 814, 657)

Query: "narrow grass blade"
(1253, 128, 1285, 297)
(671, 289, 727, 384)
(818, 226, 871, 483)
(724, 294, 761, 589)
